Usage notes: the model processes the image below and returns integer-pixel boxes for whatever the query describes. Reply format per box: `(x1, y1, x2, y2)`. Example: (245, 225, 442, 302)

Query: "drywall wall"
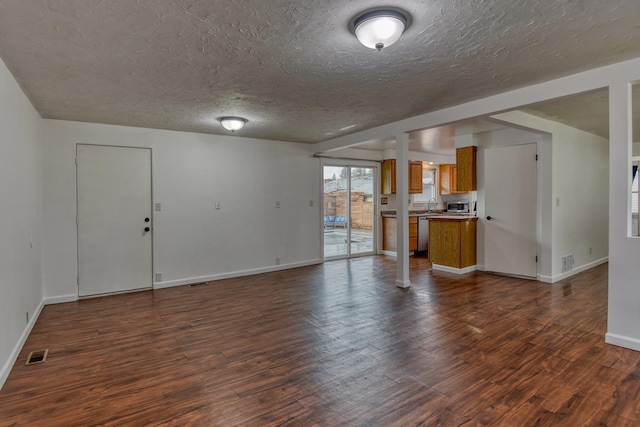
(0, 57, 43, 388)
(41, 120, 321, 299)
(607, 82, 640, 351)
(491, 111, 609, 281)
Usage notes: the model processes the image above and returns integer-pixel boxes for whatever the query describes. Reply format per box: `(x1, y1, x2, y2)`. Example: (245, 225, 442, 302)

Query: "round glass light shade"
(219, 117, 248, 131)
(353, 10, 408, 51)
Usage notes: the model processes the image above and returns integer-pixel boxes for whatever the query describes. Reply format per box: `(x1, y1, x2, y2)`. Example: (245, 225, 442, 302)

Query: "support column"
(396, 132, 410, 288)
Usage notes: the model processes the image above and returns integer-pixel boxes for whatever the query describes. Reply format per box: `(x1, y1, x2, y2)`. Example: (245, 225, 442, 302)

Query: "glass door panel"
(323, 166, 349, 258)
(350, 167, 375, 255)
(323, 165, 376, 259)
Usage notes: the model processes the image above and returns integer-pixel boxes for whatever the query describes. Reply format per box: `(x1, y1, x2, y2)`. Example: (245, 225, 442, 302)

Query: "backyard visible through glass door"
(323, 166, 375, 258)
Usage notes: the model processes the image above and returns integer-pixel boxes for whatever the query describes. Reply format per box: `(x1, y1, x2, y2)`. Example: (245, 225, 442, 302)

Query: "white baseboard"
(432, 264, 477, 274)
(605, 332, 640, 352)
(395, 279, 411, 288)
(43, 294, 78, 305)
(538, 257, 608, 283)
(0, 298, 45, 391)
(153, 259, 323, 290)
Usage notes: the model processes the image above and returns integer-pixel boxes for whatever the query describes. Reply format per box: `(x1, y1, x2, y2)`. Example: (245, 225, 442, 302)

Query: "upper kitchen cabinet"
(456, 146, 477, 191)
(381, 160, 423, 195)
(409, 161, 423, 194)
(439, 164, 462, 194)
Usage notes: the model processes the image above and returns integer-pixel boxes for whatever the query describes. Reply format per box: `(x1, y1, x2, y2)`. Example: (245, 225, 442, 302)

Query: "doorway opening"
(323, 165, 376, 259)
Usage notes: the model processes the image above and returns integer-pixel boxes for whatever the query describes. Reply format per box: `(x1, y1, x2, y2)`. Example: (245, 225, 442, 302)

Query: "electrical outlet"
(155, 272, 162, 282)
(276, 201, 281, 208)
(215, 201, 221, 210)
(309, 200, 313, 207)
(275, 257, 281, 265)
(155, 202, 162, 212)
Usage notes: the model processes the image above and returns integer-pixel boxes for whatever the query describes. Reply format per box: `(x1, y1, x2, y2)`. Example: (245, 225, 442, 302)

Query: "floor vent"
(25, 349, 48, 365)
(190, 282, 207, 287)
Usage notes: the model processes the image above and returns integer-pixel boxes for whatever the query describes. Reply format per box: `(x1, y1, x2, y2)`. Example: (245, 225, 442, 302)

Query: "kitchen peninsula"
(381, 211, 478, 273)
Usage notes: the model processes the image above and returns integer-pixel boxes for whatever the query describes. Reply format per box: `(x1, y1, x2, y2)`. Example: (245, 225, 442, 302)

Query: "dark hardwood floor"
(1, 256, 638, 426)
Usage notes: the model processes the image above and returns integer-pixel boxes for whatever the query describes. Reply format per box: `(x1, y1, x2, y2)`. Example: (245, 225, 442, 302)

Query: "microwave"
(446, 202, 469, 213)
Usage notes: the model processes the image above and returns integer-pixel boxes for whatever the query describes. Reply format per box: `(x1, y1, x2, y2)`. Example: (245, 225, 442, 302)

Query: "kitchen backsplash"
(381, 192, 476, 212)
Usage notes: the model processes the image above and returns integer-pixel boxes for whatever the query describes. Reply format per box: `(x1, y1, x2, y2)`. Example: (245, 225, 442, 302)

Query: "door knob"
(144, 217, 150, 222)
(144, 227, 150, 232)
(486, 216, 492, 220)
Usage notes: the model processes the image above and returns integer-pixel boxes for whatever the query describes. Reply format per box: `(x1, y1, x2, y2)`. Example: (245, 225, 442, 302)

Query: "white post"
(396, 132, 410, 288)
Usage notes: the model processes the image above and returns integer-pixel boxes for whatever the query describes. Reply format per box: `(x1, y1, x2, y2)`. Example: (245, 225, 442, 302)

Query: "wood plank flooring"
(1, 257, 638, 426)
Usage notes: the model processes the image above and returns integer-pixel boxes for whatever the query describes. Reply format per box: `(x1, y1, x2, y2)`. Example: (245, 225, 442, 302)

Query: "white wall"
(42, 120, 321, 298)
(488, 112, 609, 281)
(0, 58, 43, 387)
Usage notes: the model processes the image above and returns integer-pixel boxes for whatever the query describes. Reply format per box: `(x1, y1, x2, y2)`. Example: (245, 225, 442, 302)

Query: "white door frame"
(319, 158, 379, 260)
(483, 142, 539, 279)
(76, 143, 154, 297)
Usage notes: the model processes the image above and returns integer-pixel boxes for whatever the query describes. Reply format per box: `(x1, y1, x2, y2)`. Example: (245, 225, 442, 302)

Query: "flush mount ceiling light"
(350, 8, 410, 51)
(219, 117, 248, 132)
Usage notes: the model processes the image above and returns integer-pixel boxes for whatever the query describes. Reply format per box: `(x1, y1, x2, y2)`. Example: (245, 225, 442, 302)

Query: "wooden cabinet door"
(381, 159, 396, 194)
(460, 220, 477, 268)
(456, 146, 477, 191)
(409, 161, 423, 194)
(439, 164, 452, 195)
(382, 217, 397, 251)
(451, 165, 459, 193)
(429, 220, 461, 267)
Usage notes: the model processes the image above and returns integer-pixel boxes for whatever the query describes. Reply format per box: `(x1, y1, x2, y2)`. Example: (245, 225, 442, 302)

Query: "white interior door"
(484, 143, 537, 278)
(77, 145, 152, 297)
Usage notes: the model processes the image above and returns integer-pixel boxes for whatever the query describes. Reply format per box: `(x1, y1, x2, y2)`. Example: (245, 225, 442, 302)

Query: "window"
(413, 167, 436, 202)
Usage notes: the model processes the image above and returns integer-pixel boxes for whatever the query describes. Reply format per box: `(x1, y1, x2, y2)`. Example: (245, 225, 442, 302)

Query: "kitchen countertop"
(381, 211, 478, 220)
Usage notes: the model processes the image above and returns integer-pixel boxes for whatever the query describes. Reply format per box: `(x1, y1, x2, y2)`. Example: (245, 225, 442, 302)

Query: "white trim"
(0, 299, 45, 391)
(395, 279, 411, 288)
(153, 259, 323, 290)
(538, 257, 608, 283)
(605, 333, 640, 352)
(432, 264, 477, 274)
(43, 294, 78, 305)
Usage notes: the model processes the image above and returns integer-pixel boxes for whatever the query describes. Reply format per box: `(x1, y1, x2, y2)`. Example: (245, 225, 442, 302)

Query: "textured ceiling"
(0, 1, 640, 143)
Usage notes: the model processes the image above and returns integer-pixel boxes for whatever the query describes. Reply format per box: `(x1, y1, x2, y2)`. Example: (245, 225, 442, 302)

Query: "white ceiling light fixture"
(219, 116, 248, 132)
(350, 8, 410, 51)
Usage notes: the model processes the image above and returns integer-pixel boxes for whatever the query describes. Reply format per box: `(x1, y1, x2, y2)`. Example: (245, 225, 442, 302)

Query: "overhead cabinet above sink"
(381, 159, 423, 195)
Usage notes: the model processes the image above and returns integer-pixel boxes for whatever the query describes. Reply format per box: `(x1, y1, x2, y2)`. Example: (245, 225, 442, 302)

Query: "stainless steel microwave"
(446, 202, 469, 213)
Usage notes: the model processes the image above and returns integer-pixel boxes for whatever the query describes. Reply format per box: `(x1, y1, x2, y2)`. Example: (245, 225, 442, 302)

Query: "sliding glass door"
(323, 165, 375, 259)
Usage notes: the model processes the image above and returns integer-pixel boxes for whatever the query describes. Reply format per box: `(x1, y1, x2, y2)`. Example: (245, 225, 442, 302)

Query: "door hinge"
(535, 255, 538, 263)
(76, 216, 78, 226)
(75, 157, 78, 166)
(535, 154, 538, 161)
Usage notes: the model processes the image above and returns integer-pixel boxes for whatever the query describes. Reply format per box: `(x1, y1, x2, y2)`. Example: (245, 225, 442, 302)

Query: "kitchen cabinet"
(428, 217, 477, 268)
(439, 164, 464, 194)
(382, 216, 418, 252)
(409, 161, 423, 194)
(456, 146, 477, 191)
(381, 160, 423, 195)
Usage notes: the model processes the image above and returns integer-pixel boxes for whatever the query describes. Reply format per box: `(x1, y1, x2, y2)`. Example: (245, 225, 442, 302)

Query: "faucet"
(426, 197, 437, 213)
